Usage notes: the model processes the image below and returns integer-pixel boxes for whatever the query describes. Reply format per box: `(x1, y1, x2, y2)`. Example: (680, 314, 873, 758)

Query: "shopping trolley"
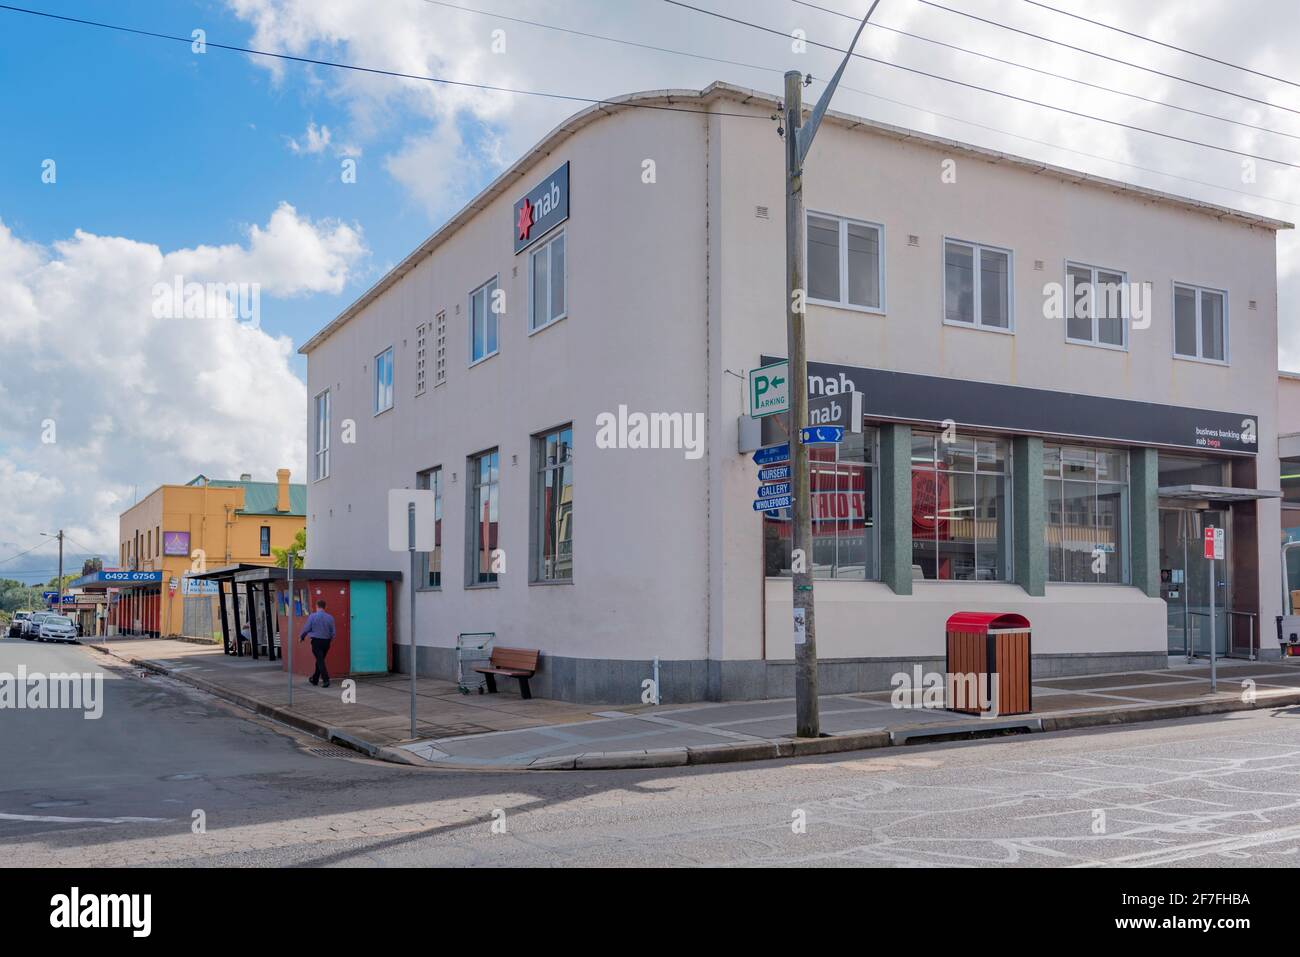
(456, 632, 495, 693)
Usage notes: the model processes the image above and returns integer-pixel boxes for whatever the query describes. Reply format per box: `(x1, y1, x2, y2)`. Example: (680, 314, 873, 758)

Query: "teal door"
(349, 580, 388, 674)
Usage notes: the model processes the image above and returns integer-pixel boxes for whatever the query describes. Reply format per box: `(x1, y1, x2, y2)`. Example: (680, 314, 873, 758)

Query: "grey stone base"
(391, 647, 1176, 705)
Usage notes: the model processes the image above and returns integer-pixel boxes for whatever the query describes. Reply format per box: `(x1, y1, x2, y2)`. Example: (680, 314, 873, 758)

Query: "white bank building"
(301, 82, 1288, 703)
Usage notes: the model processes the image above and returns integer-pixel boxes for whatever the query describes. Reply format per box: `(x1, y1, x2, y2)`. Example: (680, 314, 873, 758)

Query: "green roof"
(186, 475, 306, 516)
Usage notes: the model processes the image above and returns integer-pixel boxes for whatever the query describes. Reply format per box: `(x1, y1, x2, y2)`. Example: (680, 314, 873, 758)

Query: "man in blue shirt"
(299, 599, 337, 687)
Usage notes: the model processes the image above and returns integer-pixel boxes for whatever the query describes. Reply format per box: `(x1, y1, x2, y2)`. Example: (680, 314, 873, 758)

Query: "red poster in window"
(912, 467, 951, 538)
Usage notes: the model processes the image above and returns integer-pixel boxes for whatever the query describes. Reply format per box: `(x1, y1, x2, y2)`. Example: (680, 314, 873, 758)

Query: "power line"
(915, 0, 1300, 119)
(662, 0, 1300, 169)
(3, 0, 1292, 214)
(413, 0, 1300, 212)
(1023, 0, 1300, 91)
(0, 539, 57, 565)
(788, 0, 1300, 143)
(0, 3, 768, 120)
(412, 0, 781, 78)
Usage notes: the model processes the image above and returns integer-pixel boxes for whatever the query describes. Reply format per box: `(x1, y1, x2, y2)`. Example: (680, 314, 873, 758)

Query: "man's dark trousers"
(310, 638, 331, 684)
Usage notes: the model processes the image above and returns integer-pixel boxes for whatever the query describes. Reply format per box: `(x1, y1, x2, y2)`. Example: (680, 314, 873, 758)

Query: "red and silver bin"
(945, 612, 1032, 716)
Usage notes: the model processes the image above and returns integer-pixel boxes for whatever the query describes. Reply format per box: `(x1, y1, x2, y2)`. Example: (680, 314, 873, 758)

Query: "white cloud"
(287, 120, 333, 154)
(0, 207, 367, 555)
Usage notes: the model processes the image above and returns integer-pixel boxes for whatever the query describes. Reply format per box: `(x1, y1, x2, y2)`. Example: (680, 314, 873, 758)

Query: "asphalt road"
(5, 636, 1300, 867)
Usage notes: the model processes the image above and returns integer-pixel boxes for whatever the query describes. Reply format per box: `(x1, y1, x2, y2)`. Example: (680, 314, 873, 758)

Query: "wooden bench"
(474, 647, 540, 699)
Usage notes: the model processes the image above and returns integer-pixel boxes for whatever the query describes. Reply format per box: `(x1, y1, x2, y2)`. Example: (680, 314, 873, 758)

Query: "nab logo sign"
(513, 162, 570, 254)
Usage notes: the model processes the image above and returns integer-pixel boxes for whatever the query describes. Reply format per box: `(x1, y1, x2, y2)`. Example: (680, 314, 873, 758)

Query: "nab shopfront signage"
(514, 162, 570, 255)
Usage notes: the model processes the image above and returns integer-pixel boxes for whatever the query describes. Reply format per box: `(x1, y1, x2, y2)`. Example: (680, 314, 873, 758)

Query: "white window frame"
(434, 310, 447, 386)
(415, 322, 428, 395)
(1172, 280, 1229, 365)
(416, 466, 442, 590)
(943, 237, 1015, 334)
(469, 277, 500, 366)
(373, 346, 394, 415)
(528, 229, 568, 333)
(313, 388, 330, 482)
(1064, 261, 1128, 351)
(805, 211, 886, 314)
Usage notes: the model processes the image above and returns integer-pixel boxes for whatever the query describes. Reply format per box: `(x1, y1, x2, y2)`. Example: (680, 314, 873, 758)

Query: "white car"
(37, 615, 78, 643)
(22, 612, 52, 638)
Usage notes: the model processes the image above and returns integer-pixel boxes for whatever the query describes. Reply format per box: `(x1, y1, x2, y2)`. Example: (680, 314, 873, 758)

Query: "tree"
(81, 557, 103, 576)
(273, 528, 306, 568)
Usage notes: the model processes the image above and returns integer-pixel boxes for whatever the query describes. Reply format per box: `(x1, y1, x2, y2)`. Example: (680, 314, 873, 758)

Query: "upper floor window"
(1174, 282, 1227, 362)
(807, 212, 883, 311)
(945, 239, 1011, 330)
(530, 230, 566, 331)
(1066, 262, 1127, 348)
(314, 389, 331, 481)
(259, 526, 271, 557)
(911, 431, 1011, 581)
(470, 278, 500, 364)
(373, 347, 394, 414)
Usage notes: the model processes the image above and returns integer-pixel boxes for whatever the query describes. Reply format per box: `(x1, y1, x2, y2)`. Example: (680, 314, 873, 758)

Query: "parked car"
(21, 611, 52, 639)
(8, 611, 32, 638)
(37, 615, 78, 644)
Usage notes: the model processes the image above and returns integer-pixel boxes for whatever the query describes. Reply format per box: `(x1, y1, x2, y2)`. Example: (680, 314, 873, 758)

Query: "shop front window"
(911, 431, 1011, 581)
(764, 429, 878, 580)
(1044, 445, 1129, 583)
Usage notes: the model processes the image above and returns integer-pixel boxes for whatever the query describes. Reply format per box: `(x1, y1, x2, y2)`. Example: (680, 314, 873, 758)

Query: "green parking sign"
(749, 360, 790, 418)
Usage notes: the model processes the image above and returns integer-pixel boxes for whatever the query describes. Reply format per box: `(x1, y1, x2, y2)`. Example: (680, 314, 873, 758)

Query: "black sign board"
(513, 162, 570, 255)
(761, 356, 1259, 455)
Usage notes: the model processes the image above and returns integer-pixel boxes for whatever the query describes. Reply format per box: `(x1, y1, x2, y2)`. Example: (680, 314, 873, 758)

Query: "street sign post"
(749, 360, 790, 418)
(800, 426, 844, 445)
(753, 495, 793, 511)
(1203, 525, 1223, 691)
(757, 482, 793, 498)
(758, 465, 791, 483)
(389, 488, 438, 738)
(752, 443, 791, 466)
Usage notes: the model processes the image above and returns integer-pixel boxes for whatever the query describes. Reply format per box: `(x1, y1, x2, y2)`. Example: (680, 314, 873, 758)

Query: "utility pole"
(784, 3, 878, 739)
(56, 529, 64, 609)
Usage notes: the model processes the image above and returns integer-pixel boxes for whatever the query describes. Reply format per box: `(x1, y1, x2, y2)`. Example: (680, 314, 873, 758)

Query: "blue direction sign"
(757, 482, 792, 498)
(42, 590, 58, 602)
(800, 426, 844, 445)
(758, 465, 791, 483)
(753, 495, 793, 511)
(752, 443, 790, 466)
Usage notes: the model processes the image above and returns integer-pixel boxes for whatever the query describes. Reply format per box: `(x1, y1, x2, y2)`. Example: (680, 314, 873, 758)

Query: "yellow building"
(111, 469, 305, 637)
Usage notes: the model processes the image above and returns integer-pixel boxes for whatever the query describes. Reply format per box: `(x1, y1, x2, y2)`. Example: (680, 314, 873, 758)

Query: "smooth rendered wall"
(305, 108, 713, 666)
(714, 100, 1282, 664)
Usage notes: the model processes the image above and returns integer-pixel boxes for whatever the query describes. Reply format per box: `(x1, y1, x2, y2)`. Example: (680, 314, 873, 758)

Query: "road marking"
(0, 812, 168, 825)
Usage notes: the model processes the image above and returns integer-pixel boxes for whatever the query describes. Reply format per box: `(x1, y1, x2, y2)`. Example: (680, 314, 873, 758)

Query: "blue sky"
(0, 0, 486, 370)
(2, 0, 1299, 582)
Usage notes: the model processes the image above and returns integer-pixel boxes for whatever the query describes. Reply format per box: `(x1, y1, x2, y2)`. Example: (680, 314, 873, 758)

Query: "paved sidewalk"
(86, 638, 1300, 770)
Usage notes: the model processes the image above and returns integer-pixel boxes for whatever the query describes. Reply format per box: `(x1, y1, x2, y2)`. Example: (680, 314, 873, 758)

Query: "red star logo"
(517, 198, 534, 241)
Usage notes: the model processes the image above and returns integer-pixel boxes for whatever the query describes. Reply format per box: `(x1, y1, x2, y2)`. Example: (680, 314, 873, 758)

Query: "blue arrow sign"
(752, 443, 790, 466)
(753, 495, 793, 511)
(757, 482, 792, 498)
(800, 426, 844, 445)
(758, 465, 791, 482)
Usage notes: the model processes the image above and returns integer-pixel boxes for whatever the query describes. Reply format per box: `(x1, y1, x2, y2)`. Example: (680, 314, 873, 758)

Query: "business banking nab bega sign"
(514, 162, 570, 255)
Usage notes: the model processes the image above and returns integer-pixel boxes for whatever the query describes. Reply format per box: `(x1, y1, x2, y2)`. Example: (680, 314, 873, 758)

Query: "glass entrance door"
(1159, 507, 1230, 658)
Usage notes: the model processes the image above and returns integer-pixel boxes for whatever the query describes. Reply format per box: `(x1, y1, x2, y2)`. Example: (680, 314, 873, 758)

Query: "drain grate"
(417, 722, 494, 739)
(307, 746, 357, 759)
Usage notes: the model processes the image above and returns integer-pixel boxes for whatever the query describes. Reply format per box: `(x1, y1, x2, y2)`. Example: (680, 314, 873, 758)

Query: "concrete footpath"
(87, 638, 1300, 771)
